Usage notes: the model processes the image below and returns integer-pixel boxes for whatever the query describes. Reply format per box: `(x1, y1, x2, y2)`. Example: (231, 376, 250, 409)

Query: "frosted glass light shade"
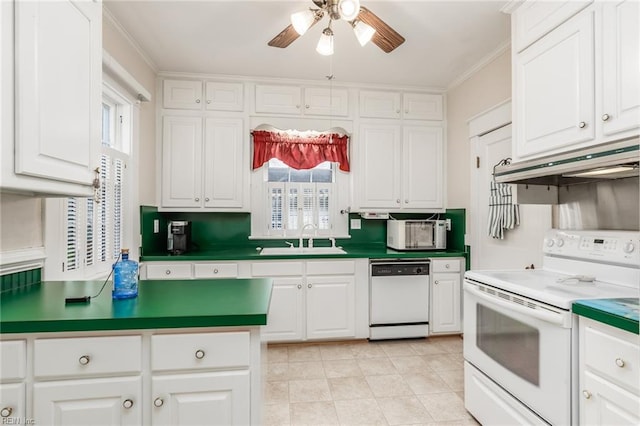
(338, 0, 361, 21)
(316, 28, 334, 55)
(291, 10, 316, 35)
(353, 20, 375, 46)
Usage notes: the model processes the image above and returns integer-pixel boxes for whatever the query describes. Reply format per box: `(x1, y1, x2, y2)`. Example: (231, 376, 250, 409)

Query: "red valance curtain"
(252, 130, 350, 172)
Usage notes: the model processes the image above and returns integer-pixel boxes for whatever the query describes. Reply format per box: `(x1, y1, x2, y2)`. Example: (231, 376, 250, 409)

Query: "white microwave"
(387, 219, 447, 250)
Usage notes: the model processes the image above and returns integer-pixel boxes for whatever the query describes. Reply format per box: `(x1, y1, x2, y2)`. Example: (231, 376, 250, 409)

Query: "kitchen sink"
(259, 247, 347, 256)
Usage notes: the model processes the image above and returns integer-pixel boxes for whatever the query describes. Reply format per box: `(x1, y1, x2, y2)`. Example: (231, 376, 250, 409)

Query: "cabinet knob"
(123, 399, 134, 409)
(582, 390, 592, 399)
(308, 283, 312, 288)
(445, 264, 450, 269)
(396, 199, 401, 204)
(213, 269, 218, 274)
(0, 407, 12, 418)
(296, 104, 300, 109)
(195, 349, 206, 359)
(195, 197, 200, 202)
(154, 398, 164, 407)
(602, 113, 610, 121)
(578, 121, 587, 129)
(297, 284, 302, 289)
(305, 104, 310, 109)
(396, 109, 401, 114)
(404, 199, 408, 203)
(435, 280, 439, 285)
(207, 100, 211, 104)
(205, 197, 210, 202)
(165, 270, 171, 275)
(195, 99, 201, 104)
(78, 355, 91, 365)
(615, 358, 625, 368)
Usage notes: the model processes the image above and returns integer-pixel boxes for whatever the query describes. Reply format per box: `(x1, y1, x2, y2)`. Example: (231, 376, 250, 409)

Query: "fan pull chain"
(326, 54, 334, 143)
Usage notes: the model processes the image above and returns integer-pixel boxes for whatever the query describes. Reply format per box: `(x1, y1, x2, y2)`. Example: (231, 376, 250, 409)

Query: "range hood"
(494, 138, 639, 186)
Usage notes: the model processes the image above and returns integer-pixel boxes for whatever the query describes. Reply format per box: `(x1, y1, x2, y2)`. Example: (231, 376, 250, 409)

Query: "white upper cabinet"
(599, 0, 640, 138)
(163, 79, 244, 111)
(2, 0, 102, 196)
(359, 90, 443, 120)
(402, 125, 444, 209)
(514, 8, 595, 159)
(513, 0, 593, 52)
(512, 1, 639, 161)
(254, 84, 349, 116)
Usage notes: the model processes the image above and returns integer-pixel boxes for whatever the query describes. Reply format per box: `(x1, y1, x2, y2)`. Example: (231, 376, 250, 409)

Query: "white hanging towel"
(487, 181, 520, 239)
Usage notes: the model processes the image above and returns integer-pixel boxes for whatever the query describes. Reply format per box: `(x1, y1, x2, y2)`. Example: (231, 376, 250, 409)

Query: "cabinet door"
(402, 125, 444, 209)
(163, 80, 203, 110)
(152, 371, 250, 426)
(304, 87, 349, 116)
(402, 93, 443, 120)
(262, 277, 305, 342)
(161, 116, 203, 208)
(582, 371, 640, 425)
(255, 85, 302, 114)
(306, 275, 355, 340)
(514, 9, 595, 160)
(33, 376, 141, 426)
(205, 82, 244, 111)
(357, 124, 402, 209)
(600, 0, 640, 138)
(431, 272, 461, 334)
(359, 90, 401, 118)
(0, 383, 25, 424)
(203, 118, 245, 209)
(14, 0, 100, 188)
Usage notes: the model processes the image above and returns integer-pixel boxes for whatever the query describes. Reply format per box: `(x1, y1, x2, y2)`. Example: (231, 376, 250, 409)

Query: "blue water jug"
(113, 249, 138, 299)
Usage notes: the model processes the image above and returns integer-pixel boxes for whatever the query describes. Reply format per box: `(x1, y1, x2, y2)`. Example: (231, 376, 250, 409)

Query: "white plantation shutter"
(85, 198, 94, 267)
(268, 184, 284, 231)
(317, 185, 331, 230)
(66, 198, 79, 272)
(112, 157, 123, 260)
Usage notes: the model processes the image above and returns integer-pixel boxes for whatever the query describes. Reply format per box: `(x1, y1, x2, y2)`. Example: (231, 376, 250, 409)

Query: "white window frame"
(44, 76, 140, 280)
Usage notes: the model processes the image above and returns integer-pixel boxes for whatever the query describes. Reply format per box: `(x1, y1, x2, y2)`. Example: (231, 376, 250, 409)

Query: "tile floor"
(263, 335, 480, 426)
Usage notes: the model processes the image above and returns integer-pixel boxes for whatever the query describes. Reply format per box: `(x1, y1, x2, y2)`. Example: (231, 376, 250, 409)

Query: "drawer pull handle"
(195, 99, 201, 104)
(1, 407, 12, 418)
(615, 358, 625, 368)
(582, 390, 592, 399)
(79, 355, 91, 365)
(435, 280, 439, 285)
(166, 270, 171, 275)
(195, 349, 206, 359)
(213, 269, 219, 274)
(123, 399, 134, 409)
(578, 121, 587, 129)
(602, 113, 610, 121)
(297, 284, 302, 289)
(445, 264, 450, 269)
(308, 283, 312, 288)
(154, 398, 164, 407)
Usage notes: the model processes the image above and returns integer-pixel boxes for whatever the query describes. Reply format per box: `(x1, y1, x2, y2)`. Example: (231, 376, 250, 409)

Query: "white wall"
(0, 193, 42, 252)
(446, 49, 512, 209)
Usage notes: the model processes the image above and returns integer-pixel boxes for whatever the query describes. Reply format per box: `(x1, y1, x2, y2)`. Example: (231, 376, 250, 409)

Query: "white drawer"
(34, 336, 142, 379)
(251, 261, 303, 277)
(146, 263, 192, 279)
(584, 321, 639, 392)
(151, 331, 250, 372)
(0, 341, 26, 381)
(193, 262, 238, 278)
(431, 258, 462, 273)
(306, 260, 355, 275)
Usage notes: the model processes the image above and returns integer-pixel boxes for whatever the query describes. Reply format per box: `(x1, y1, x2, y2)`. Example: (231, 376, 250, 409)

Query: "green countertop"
(140, 245, 468, 262)
(573, 298, 639, 335)
(0, 278, 272, 334)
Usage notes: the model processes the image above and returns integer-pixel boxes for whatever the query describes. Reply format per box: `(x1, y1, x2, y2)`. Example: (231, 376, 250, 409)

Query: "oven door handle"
(464, 282, 568, 327)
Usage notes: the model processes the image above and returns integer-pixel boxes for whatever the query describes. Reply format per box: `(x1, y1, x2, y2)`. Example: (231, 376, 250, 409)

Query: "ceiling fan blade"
(268, 11, 324, 49)
(358, 6, 405, 53)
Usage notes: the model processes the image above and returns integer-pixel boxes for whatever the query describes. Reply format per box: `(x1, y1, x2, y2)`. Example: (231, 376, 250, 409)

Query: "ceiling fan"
(268, 0, 405, 55)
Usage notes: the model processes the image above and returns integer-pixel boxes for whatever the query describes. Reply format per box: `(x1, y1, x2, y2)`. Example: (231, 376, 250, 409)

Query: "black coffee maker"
(167, 221, 191, 255)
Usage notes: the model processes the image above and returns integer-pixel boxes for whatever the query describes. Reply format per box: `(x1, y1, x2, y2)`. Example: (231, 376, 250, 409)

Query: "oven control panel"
(543, 230, 640, 266)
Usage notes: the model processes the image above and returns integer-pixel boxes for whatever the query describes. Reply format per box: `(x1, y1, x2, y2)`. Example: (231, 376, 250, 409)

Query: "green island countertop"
(0, 278, 272, 334)
(573, 298, 639, 335)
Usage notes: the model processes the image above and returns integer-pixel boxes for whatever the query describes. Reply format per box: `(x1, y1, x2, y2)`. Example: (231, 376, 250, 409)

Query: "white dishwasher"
(369, 259, 430, 340)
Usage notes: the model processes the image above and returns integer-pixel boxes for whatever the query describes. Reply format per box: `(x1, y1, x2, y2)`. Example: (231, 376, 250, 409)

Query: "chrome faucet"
(299, 223, 317, 249)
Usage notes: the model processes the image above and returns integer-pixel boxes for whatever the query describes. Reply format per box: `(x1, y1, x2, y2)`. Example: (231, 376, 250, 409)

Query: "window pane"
(289, 168, 312, 183)
(102, 103, 112, 148)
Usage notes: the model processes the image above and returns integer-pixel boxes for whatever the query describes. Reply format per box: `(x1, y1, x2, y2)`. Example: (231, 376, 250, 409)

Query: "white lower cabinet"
(253, 259, 363, 343)
(579, 317, 640, 425)
(33, 376, 142, 425)
(152, 371, 250, 426)
(2, 328, 262, 425)
(430, 258, 463, 335)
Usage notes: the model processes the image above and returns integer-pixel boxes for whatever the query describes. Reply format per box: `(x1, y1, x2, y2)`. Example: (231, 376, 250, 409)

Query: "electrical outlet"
(153, 219, 159, 233)
(350, 219, 362, 230)
(445, 219, 451, 231)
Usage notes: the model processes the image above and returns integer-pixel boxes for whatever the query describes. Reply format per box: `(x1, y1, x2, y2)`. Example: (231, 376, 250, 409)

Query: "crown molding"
(446, 40, 511, 91)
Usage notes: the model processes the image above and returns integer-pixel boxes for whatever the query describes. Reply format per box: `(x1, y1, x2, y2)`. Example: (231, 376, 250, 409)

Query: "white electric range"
(463, 229, 640, 425)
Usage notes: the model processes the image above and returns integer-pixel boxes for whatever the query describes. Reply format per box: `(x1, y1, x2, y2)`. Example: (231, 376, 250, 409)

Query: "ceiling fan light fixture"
(352, 20, 375, 46)
(316, 27, 334, 56)
(291, 9, 317, 35)
(337, 0, 360, 21)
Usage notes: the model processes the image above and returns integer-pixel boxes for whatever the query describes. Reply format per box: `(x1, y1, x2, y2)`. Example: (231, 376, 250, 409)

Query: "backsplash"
(141, 206, 466, 255)
(1, 267, 42, 293)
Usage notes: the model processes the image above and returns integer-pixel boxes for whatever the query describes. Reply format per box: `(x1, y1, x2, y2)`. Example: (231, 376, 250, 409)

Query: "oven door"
(463, 279, 572, 426)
